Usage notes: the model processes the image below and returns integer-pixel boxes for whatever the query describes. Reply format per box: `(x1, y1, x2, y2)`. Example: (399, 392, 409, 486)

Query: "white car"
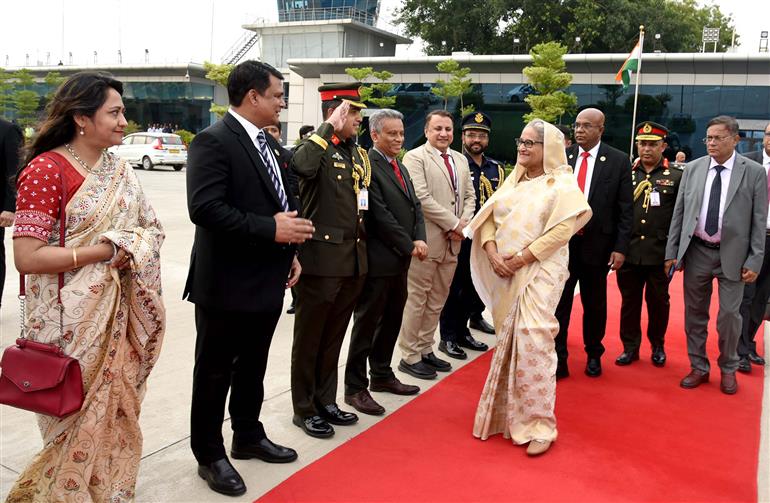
(109, 133, 187, 171)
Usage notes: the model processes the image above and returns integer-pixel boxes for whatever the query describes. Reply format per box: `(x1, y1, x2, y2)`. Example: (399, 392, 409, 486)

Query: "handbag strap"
(19, 155, 68, 346)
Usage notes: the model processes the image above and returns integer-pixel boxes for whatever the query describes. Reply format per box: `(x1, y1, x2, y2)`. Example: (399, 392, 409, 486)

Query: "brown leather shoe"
(680, 369, 709, 389)
(370, 376, 420, 396)
(720, 372, 738, 395)
(344, 390, 385, 416)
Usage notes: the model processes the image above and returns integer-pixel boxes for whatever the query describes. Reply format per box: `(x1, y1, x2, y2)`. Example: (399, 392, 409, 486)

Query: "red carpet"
(258, 274, 765, 502)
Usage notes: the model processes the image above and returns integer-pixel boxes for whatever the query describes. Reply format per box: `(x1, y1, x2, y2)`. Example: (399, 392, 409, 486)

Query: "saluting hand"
(274, 211, 314, 244)
(327, 100, 351, 134)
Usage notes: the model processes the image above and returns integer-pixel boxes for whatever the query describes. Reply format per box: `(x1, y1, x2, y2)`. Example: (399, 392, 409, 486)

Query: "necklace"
(64, 143, 104, 174)
(523, 171, 545, 181)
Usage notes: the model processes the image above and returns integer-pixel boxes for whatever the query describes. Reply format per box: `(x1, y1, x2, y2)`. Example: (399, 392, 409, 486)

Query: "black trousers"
(616, 263, 670, 352)
(0, 227, 5, 307)
(439, 238, 485, 342)
(739, 234, 770, 357)
(555, 247, 610, 361)
(190, 304, 280, 464)
(291, 274, 365, 417)
(345, 273, 408, 395)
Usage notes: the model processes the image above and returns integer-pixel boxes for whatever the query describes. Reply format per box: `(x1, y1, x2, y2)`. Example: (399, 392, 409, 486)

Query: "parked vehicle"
(506, 84, 537, 103)
(109, 133, 187, 171)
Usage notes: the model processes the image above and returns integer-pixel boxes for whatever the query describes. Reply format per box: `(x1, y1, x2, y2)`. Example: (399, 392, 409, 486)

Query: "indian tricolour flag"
(615, 40, 642, 89)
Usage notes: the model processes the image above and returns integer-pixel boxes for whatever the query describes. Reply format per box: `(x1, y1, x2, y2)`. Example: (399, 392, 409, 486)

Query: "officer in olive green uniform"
(616, 122, 683, 367)
(290, 83, 370, 438)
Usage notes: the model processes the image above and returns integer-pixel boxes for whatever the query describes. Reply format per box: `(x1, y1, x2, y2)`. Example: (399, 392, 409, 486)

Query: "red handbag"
(0, 157, 84, 418)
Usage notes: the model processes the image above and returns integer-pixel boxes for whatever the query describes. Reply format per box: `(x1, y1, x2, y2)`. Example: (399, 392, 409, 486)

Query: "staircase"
(221, 20, 263, 65)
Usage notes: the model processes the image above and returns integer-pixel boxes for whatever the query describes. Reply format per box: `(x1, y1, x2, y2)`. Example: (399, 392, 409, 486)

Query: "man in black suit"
(0, 119, 22, 310)
(554, 107, 633, 378)
(343, 109, 426, 416)
(737, 121, 770, 372)
(184, 60, 314, 497)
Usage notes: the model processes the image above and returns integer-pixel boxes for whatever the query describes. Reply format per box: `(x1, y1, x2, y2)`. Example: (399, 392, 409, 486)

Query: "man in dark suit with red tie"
(554, 107, 633, 379)
(343, 109, 427, 415)
(184, 60, 314, 497)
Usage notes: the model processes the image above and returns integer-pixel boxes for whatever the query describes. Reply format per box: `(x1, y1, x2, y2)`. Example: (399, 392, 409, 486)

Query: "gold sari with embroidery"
(7, 154, 165, 503)
(468, 122, 591, 444)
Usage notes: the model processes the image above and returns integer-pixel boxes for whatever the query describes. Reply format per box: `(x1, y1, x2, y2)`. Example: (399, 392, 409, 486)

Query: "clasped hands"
(485, 244, 527, 278)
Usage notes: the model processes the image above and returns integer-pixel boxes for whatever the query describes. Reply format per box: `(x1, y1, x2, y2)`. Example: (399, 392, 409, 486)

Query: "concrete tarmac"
(1, 167, 768, 502)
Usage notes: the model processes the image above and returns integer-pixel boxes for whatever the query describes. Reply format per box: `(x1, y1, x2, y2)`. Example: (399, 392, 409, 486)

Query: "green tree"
(43, 71, 65, 101)
(432, 59, 474, 114)
(396, 0, 736, 54)
(343, 67, 397, 108)
(0, 68, 13, 119)
(124, 119, 142, 135)
(522, 42, 577, 123)
(12, 69, 40, 128)
(204, 61, 233, 118)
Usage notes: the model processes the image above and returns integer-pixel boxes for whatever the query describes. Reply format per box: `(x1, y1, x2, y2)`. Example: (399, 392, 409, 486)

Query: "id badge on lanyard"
(358, 189, 369, 211)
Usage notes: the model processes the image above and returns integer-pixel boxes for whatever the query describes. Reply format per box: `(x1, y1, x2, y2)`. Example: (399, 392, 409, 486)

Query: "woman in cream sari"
(467, 119, 591, 456)
(7, 72, 165, 502)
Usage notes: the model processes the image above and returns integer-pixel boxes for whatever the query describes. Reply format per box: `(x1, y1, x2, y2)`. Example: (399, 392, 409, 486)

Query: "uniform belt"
(692, 236, 720, 249)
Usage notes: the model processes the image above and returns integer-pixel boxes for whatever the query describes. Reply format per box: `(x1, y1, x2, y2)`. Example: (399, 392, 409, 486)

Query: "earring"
(79, 127, 85, 136)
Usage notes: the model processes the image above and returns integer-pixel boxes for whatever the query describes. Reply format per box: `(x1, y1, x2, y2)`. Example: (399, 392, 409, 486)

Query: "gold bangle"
(72, 248, 78, 269)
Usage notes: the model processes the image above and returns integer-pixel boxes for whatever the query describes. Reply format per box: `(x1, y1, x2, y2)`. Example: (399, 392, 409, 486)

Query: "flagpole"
(628, 25, 645, 161)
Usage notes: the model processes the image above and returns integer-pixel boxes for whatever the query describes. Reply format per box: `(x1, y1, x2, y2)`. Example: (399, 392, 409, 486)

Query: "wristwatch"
(515, 250, 524, 258)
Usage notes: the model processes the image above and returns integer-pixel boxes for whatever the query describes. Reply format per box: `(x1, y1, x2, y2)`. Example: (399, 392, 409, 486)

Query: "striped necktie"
(256, 131, 289, 211)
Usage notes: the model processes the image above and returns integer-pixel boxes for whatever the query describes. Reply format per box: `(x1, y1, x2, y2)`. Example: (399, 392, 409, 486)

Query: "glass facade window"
(277, 0, 380, 25)
(379, 82, 770, 164)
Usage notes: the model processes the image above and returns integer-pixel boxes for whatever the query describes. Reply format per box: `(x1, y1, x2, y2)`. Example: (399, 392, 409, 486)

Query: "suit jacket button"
(640, 235, 646, 240)
(324, 234, 330, 240)
(356, 238, 360, 243)
(641, 219, 646, 224)
(337, 175, 342, 180)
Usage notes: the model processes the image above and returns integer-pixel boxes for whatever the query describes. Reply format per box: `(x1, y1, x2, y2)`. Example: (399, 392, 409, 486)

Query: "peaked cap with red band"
(318, 82, 367, 109)
(635, 121, 668, 141)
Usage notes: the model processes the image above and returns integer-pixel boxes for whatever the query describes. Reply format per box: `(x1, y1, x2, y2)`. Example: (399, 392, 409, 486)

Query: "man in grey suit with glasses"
(665, 115, 767, 395)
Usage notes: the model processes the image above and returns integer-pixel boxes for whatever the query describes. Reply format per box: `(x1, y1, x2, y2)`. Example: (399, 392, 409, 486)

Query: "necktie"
(766, 164, 770, 202)
(440, 153, 456, 190)
(704, 165, 725, 237)
(390, 159, 406, 191)
(577, 151, 590, 193)
(256, 131, 289, 211)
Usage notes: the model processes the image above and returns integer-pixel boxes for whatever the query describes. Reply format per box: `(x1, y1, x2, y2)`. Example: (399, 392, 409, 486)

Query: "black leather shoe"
(197, 458, 246, 496)
(615, 350, 639, 366)
(585, 357, 602, 377)
(748, 351, 765, 365)
(231, 437, 298, 463)
(556, 360, 569, 380)
(737, 357, 752, 374)
(457, 334, 489, 352)
(398, 360, 437, 380)
(422, 352, 452, 372)
(438, 340, 467, 360)
(651, 346, 666, 367)
(469, 316, 495, 334)
(292, 414, 334, 438)
(318, 403, 358, 426)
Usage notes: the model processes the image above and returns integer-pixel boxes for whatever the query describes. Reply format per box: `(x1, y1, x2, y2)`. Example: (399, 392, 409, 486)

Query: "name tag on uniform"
(333, 162, 346, 169)
(358, 189, 369, 210)
(650, 191, 661, 207)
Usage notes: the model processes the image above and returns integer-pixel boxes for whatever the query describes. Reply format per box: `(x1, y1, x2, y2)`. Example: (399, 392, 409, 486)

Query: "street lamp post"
(574, 36, 581, 53)
(513, 37, 521, 54)
(441, 40, 447, 54)
(654, 33, 661, 53)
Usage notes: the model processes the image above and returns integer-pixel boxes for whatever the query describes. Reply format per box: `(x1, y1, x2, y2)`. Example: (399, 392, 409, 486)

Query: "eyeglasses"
(572, 122, 599, 130)
(702, 135, 732, 144)
(515, 138, 544, 149)
(464, 132, 489, 140)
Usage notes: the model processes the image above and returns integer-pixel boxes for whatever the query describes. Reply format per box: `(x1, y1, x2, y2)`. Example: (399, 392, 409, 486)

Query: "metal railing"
(278, 7, 377, 26)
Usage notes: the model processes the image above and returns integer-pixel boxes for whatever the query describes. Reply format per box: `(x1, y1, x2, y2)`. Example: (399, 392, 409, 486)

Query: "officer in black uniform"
(290, 83, 370, 438)
(616, 121, 682, 367)
(438, 111, 504, 360)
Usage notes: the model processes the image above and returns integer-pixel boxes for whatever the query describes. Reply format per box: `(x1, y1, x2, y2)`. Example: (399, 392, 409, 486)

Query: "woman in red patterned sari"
(7, 72, 165, 502)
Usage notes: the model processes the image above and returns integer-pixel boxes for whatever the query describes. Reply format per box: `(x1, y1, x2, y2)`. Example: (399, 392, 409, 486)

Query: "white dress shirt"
(227, 108, 287, 195)
(694, 151, 736, 243)
(574, 142, 601, 197)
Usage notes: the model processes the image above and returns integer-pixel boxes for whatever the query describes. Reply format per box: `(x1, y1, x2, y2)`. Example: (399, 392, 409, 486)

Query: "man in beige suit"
(398, 110, 476, 379)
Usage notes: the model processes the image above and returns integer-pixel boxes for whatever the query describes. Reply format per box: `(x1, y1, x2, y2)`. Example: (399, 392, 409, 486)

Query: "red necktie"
(391, 159, 406, 191)
(577, 151, 590, 193)
(440, 153, 456, 190)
